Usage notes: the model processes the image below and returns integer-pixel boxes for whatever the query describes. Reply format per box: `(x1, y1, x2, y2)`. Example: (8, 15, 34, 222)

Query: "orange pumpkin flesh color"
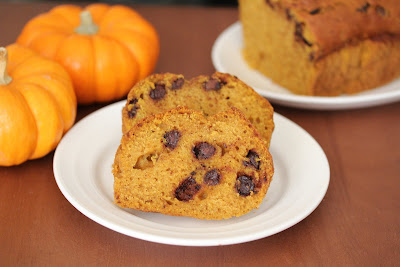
(17, 4, 160, 104)
(0, 45, 77, 166)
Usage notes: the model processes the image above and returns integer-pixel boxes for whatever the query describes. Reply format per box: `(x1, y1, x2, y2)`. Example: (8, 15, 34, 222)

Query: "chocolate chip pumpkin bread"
(122, 72, 274, 147)
(113, 107, 274, 220)
(239, 0, 400, 96)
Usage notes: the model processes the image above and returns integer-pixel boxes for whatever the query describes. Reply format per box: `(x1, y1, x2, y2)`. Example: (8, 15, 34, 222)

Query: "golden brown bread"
(122, 72, 274, 147)
(240, 0, 400, 96)
(113, 107, 274, 220)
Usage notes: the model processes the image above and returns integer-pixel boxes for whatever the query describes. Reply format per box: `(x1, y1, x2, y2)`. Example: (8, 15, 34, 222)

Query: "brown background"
(1, 2, 399, 266)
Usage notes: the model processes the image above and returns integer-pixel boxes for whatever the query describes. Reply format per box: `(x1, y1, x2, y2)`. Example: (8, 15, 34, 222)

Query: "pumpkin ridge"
(28, 26, 72, 36)
(97, 4, 130, 26)
(84, 3, 110, 23)
(102, 5, 146, 23)
(17, 26, 71, 53)
(27, 31, 70, 60)
(26, 12, 76, 33)
(96, 5, 157, 42)
(10, 85, 41, 152)
(9, 56, 65, 80)
(13, 77, 75, 133)
(16, 82, 64, 159)
(0, 87, 38, 166)
(53, 35, 72, 60)
(5, 45, 35, 72)
(110, 39, 138, 100)
(50, 5, 82, 27)
(91, 35, 137, 102)
(12, 80, 63, 112)
(53, 34, 97, 104)
(100, 21, 158, 43)
(20, 26, 71, 41)
(13, 70, 71, 84)
(101, 26, 156, 42)
(100, 29, 158, 80)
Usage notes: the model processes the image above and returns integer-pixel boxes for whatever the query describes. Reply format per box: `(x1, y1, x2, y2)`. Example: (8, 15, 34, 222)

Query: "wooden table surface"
(1, 2, 399, 266)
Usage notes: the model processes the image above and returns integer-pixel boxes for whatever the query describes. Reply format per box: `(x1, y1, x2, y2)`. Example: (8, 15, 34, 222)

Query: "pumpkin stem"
(75, 11, 99, 35)
(0, 47, 12, 86)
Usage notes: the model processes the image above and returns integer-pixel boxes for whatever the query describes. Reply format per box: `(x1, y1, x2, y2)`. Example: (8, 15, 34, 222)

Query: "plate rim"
(53, 100, 330, 246)
(211, 21, 400, 110)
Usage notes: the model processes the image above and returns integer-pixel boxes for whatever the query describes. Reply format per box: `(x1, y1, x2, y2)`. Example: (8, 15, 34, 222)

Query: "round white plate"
(53, 100, 330, 246)
(212, 22, 400, 110)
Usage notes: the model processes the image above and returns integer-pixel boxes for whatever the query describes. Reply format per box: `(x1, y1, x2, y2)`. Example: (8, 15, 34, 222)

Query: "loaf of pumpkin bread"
(122, 72, 274, 147)
(113, 107, 274, 220)
(239, 0, 400, 96)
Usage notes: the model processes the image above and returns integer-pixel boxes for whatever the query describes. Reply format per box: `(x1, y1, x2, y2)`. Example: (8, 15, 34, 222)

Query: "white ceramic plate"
(212, 22, 400, 110)
(53, 100, 330, 246)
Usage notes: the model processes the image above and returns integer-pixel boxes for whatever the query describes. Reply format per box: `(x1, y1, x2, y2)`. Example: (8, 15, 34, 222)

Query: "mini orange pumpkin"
(0, 44, 77, 166)
(17, 4, 160, 104)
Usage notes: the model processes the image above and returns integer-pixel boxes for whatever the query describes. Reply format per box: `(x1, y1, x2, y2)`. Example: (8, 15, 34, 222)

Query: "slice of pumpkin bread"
(113, 107, 274, 220)
(122, 72, 274, 148)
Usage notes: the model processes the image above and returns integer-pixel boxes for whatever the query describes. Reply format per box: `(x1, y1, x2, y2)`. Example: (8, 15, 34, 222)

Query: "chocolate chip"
(171, 78, 184, 90)
(127, 98, 139, 118)
(356, 2, 370, 13)
(375, 5, 386, 16)
(190, 171, 196, 176)
(295, 22, 303, 41)
(236, 175, 255, 196)
(175, 177, 201, 201)
(204, 169, 220, 186)
(265, 0, 274, 9)
(128, 106, 138, 118)
(309, 52, 315, 61)
(309, 8, 320, 15)
(128, 98, 138, 105)
(203, 78, 222, 91)
(243, 150, 260, 170)
(150, 83, 166, 100)
(218, 76, 228, 85)
(192, 142, 216, 159)
(295, 22, 312, 47)
(285, 8, 293, 20)
(164, 130, 181, 149)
